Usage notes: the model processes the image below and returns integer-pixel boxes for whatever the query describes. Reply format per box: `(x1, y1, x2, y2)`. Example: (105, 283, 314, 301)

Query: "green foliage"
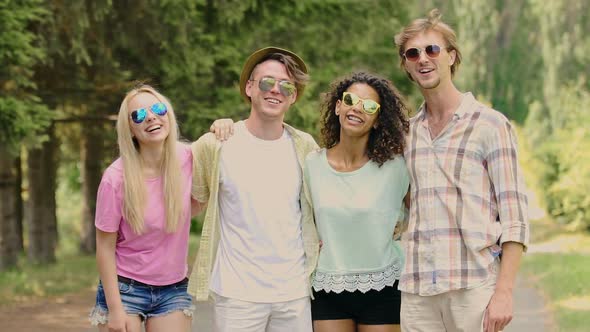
(0, 0, 46, 88)
(521, 0, 590, 230)
(0, 0, 52, 154)
(0, 97, 52, 155)
(526, 83, 590, 229)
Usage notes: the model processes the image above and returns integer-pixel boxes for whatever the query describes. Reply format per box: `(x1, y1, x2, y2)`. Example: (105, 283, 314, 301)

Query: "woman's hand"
(210, 118, 235, 141)
(107, 307, 127, 332)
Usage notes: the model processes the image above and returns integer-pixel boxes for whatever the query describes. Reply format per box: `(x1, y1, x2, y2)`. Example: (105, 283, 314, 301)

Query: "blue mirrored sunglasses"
(130, 102, 168, 124)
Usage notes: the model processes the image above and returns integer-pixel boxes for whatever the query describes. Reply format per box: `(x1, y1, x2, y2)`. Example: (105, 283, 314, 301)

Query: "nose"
(269, 81, 281, 94)
(417, 49, 430, 63)
(350, 101, 364, 114)
(145, 110, 157, 122)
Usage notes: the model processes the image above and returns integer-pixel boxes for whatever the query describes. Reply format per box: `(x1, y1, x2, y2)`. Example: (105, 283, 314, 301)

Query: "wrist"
(495, 285, 513, 294)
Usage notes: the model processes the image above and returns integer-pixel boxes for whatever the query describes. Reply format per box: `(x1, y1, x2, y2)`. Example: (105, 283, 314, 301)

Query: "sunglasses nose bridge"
(144, 112, 156, 123)
(269, 81, 283, 94)
(416, 48, 433, 62)
(349, 100, 365, 113)
(261, 80, 281, 94)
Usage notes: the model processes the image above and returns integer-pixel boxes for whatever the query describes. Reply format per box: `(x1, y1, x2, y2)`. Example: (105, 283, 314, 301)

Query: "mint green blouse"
(304, 149, 409, 293)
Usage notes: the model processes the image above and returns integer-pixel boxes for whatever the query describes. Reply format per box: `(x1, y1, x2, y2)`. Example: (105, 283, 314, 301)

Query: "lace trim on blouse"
(312, 258, 402, 294)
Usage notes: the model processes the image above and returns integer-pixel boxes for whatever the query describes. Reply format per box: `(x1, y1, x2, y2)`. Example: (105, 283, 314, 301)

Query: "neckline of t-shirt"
(144, 175, 162, 182)
(238, 120, 290, 146)
(321, 148, 372, 176)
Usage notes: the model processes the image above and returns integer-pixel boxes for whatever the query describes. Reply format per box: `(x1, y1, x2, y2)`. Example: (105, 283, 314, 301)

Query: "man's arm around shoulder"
(191, 133, 220, 205)
(299, 130, 320, 153)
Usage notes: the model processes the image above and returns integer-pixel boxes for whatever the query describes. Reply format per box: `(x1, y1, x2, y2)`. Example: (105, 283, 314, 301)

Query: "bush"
(525, 83, 590, 230)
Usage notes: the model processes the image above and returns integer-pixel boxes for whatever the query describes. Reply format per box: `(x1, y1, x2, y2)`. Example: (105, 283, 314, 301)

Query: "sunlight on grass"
(557, 295, 590, 311)
(529, 233, 590, 254)
(0, 254, 97, 306)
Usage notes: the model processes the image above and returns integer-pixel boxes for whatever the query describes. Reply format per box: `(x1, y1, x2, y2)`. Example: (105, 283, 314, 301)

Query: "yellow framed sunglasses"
(341, 92, 380, 114)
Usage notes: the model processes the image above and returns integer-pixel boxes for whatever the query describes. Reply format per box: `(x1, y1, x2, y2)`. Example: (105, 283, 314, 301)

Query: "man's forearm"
(496, 241, 524, 292)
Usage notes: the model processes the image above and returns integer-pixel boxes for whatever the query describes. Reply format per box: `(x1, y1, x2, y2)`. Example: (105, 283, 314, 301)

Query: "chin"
(260, 108, 287, 119)
(419, 80, 441, 90)
(342, 125, 370, 136)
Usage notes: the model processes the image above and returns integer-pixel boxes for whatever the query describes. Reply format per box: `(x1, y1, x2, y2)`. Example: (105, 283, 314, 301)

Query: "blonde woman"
(89, 85, 198, 332)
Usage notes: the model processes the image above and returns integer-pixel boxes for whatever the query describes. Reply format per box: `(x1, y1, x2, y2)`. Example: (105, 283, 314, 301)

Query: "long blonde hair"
(116, 85, 184, 234)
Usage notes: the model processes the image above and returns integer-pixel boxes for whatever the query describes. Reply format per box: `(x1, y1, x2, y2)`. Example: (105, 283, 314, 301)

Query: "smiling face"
(403, 30, 456, 91)
(127, 92, 170, 147)
(336, 83, 380, 138)
(245, 59, 297, 122)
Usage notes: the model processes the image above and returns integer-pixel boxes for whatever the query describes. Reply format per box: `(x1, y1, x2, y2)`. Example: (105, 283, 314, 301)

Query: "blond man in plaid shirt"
(394, 9, 530, 332)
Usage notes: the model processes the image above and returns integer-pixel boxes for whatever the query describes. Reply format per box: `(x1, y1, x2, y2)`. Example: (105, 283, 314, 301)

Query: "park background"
(0, 0, 588, 331)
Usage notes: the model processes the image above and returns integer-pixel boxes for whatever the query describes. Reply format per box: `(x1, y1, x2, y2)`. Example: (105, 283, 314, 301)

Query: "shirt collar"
(416, 92, 476, 127)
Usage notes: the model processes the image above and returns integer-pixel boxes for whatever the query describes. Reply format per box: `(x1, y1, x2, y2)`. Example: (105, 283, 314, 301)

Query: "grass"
(521, 253, 590, 332)
(520, 218, 590, 331)
(0, 253, 97, 305)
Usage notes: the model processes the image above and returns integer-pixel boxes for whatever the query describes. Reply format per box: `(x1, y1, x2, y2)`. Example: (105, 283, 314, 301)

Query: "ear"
(335, 100, 342, 116)
(290, 90, 298, 105)
(245, 80, 253, 98)
(449, 49, 457, 66)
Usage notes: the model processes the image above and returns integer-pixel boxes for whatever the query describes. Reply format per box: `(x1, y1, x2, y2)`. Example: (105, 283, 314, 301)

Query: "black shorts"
(311, 281, 401, 325)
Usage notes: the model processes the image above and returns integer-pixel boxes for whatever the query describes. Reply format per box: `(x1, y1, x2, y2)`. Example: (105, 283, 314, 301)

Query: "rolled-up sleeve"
(485, 120, 530, 250)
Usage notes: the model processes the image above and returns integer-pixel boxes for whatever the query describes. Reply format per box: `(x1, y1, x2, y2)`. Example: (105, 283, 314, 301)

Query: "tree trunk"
(27, 125, 58, 264)
(79, 124, 104, 253)
(0, 145, 20, 270)
(14, 156, 24, 252)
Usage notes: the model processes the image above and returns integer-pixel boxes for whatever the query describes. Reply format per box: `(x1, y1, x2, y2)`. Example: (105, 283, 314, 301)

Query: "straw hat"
(239, 46, 308, 103)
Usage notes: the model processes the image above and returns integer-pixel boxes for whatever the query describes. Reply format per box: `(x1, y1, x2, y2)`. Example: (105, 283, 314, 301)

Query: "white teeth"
(419, 68, 433, 73)
(266, 98, 280, 104)
(346, 115, 363, 123)
(146, 125, 161, 132)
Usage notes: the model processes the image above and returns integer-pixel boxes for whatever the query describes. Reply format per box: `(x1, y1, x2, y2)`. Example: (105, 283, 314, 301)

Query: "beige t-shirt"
(210, 121, 308, 302)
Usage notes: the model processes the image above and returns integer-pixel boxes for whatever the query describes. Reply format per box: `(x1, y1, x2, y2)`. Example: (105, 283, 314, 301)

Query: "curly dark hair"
(320, 72, 410, 166)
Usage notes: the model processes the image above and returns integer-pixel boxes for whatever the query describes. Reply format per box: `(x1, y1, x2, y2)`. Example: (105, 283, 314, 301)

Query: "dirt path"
(0, 289, 96, 332)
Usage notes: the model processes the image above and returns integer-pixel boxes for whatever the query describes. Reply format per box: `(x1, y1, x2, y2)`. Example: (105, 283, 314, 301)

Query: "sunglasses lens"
(258, 77, 276, 92)
(426, 45, 441, 58)
(342, 92, 358, 106)
(279, 81, 296, 97)
(404, 48, 420, 61)
(151, 102, 168, 116)
(363, 101, 380, 114)
(131, 109, 147, 124)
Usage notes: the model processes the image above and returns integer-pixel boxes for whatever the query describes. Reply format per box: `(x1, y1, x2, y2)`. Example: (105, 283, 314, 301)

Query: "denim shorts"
(89, 276, 195, 325)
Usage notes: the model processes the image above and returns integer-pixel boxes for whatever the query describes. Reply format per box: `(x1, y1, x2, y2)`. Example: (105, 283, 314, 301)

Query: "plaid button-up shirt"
(400, 93, 529, 296)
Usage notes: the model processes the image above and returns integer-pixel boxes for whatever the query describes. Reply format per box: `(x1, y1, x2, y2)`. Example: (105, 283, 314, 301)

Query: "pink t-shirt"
(95, 144, 192, 286)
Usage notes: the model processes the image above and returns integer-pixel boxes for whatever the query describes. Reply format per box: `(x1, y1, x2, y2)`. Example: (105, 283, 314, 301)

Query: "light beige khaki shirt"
(187, 123, 320, 301)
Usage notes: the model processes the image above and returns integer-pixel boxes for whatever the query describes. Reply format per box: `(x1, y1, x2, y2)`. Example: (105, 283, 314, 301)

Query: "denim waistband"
(117, 275, 188, 288)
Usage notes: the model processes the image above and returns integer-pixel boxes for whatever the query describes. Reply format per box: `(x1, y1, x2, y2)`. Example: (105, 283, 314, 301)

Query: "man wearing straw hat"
(188, 47, 319, 331)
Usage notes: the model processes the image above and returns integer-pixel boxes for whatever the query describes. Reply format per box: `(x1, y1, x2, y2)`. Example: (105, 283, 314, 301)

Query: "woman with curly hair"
(304, 72, 410, 332)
